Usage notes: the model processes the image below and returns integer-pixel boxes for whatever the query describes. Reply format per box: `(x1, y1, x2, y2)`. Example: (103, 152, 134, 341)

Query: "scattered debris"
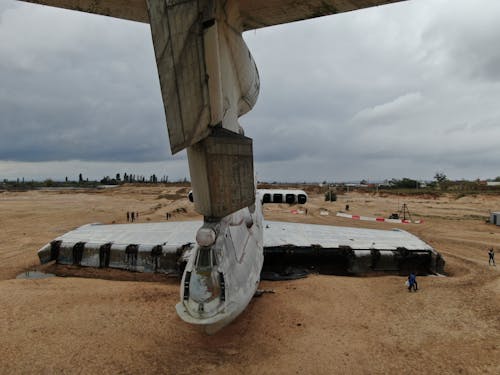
(337, 212, 423, 224)
(16, 271, 55, 279)
(261, 267, 310, 281)
(254, 289, 275, 297)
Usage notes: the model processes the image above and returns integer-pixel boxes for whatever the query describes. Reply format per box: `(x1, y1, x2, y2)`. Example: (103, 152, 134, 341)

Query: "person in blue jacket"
(408, 272, 418, 292)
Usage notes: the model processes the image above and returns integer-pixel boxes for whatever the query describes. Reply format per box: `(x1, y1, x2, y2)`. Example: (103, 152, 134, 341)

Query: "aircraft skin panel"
(239, 0, 406, 30)
(18, 0, 150, 23)
(47, 221, 202, 247)
(42, 220, 434, 252)
(263, 221, 435, 251)
(18, 1, 405, 30)
(146, 0, 212, 154)
(39, 219, 438, 264)
(145, 0, 258, 156)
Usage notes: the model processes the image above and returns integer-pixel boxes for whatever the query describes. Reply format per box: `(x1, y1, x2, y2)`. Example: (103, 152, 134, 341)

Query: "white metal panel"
(48, 220, 433, 252)
(147, 0, 211, 154)
(19, 1, 405, 31)
(263, 221, 434, 251)
(52, 222, 202, 247)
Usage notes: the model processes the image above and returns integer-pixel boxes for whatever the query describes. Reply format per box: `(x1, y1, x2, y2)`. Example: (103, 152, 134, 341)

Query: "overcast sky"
(1, 0, 500, 182)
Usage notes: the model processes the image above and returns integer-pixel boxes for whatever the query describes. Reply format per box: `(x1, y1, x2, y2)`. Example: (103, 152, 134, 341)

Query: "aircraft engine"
(259, 189, 307, 205)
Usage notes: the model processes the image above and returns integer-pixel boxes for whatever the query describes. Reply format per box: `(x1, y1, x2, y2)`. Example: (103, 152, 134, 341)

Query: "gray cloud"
(0, 2, 169, 162)
(2, 0, 500, 182)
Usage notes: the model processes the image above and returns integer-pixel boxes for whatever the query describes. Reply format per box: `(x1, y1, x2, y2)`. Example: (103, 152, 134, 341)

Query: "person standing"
(408, 272, 418, 292)
(131, 212, 135, 222)
(488, 248, 496, 266)
(126, 211, 130, 222)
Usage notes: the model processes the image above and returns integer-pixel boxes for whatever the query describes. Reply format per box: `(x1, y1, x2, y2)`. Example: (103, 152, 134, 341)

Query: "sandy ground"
(0, 185, 499, 374)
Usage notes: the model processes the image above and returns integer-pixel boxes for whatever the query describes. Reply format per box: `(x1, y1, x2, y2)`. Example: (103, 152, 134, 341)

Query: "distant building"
(486, 181, 500, 187)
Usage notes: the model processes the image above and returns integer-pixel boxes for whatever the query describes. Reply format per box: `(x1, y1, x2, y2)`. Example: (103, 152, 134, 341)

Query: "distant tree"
(434, 172, 448, 184)
(389, 178, 418, 189)
(100, 176, 111, 184)
(434, 172, 450, 190)
(116, 173, 121, 181)
(78, 173, 83, 183)
(494, 176, 500, 182)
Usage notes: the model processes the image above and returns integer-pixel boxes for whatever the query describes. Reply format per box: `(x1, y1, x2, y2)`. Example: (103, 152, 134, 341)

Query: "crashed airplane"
(37, 188, 443, 334)
(15, 0, 443, 333)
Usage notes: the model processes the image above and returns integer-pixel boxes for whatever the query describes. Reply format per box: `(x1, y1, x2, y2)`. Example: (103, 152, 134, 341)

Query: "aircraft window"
(197, 247, 212, 269)
(273, 193, 283, 203)
(298, 194, 307, 204)
(263, 193, 271, 203)
(286, 194, 295, 204)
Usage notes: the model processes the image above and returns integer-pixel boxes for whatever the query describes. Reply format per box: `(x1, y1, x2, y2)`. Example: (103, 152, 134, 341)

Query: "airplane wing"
(19, 1, 405, 30)
(38, 220, 443, 276)
(262, 220, 443, 275)
(38, 221, 202, 273)
(263, 221, 433, 250)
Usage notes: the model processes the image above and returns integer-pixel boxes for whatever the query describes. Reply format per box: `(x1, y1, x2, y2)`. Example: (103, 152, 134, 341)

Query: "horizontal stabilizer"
(19, 1, 405, 30)
(19, 0, 149, 23)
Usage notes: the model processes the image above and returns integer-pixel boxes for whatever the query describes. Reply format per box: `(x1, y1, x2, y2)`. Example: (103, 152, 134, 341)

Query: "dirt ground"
(0, 185, 499, 374)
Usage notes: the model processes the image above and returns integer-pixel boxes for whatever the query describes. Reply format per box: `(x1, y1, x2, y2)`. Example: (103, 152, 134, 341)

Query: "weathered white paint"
(263, 222, 433, 251)
(19, 1, 405, 30)
(38, 218, 434, 254)
(176, 195, 264, 334)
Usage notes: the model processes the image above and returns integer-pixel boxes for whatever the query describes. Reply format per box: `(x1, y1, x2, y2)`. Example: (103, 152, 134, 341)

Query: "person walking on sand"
(488, 248, 496, 266)
(407, 272, 418, 292)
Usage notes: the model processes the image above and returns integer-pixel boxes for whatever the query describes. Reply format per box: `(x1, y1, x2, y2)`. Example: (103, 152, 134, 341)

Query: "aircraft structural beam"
(146, 0, 259, 217)
(187, 127, 254, 218)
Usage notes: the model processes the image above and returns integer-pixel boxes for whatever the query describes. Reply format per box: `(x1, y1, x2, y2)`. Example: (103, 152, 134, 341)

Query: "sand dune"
(0, 186, 498, 374)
